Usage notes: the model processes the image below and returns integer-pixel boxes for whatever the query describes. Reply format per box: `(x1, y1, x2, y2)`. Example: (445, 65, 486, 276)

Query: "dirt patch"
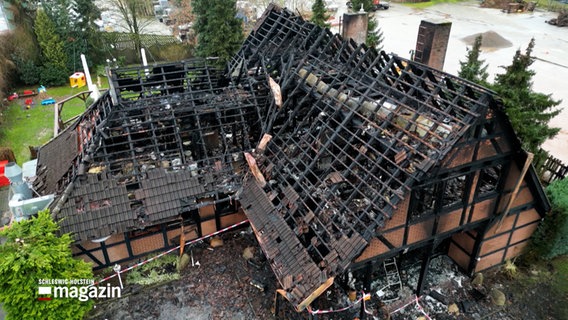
(462, 31, 513, 51)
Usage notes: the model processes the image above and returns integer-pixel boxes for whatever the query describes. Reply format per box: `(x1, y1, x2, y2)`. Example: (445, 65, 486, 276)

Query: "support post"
(363, 262, 373, 292)
(416, 242, 435, 296)
(100, 241, 110, 265)
(54, 102, 59, 137)
(273, 290, 280, 318)
(124, 232, 134, 258)
(141, 48, 149, 76)
(161, 223, 169, 247)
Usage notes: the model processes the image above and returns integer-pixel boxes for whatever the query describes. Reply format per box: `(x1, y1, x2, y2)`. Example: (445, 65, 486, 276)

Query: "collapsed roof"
(231, 4, 499, 310)
(36, 59, 269, 240)
(34, 3, 505, 312)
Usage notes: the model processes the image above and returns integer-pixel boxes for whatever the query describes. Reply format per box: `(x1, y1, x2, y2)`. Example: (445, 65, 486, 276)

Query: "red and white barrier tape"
(389, 295, 432, 319)
(309, 292, 371, 315)
(390, 295, 421, 314)
(91, 219, 250, 286)
(415, 295, 432, 320)
(363, 293, 374, 316)
(309, 292, 433, 318)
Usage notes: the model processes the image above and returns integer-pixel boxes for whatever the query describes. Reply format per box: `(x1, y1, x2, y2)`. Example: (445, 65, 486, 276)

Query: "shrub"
(0, 210, 94, 320)
(532, 178, 568, 259)
(125, 253, 179, 286)
(14, 57, 40, 86)
(0, 33, 16, 99)
(40, 62, 69, 86)
(151, 43, 193, 62)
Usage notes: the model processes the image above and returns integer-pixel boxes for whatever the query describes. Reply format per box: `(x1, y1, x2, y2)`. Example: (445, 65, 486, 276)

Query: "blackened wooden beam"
(416, 241, 435, 296)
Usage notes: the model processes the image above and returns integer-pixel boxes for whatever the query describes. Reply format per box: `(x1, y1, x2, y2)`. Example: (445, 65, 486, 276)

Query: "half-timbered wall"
(353, 113, 545, 275)
(72, 206, 246, 270)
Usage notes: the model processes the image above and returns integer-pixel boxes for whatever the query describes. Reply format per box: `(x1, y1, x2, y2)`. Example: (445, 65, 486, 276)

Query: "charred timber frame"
(43, 58, 271, 241)
(231, 4, 508, 311)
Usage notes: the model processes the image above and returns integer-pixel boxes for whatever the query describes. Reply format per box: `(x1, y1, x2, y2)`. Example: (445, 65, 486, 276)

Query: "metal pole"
(81, 54, 100, 100)
(141, 48, 149, 76)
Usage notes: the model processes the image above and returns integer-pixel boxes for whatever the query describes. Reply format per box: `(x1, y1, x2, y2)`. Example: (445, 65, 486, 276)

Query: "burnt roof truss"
(48, 59, 270, 240)
(232, 4, 498, 311)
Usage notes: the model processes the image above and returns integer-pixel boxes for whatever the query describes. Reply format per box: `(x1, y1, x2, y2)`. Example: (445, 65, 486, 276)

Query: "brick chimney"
(414, 20, 452, 70)
(342, 10, 368, 45)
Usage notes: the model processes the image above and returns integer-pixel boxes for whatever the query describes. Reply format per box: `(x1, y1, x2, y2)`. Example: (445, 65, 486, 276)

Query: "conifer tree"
(193, 0, 244, 66)
(458, 35, 489, 85)
(366, 17, 384, 51)
(34, 8, 69, 85)
(311, 0, 330, 28)
(493, 38, 561, 155)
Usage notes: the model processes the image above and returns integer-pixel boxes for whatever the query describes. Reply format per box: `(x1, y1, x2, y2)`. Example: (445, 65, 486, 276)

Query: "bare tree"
(171, 0, 195, 44)
(108, 0, 154, 59)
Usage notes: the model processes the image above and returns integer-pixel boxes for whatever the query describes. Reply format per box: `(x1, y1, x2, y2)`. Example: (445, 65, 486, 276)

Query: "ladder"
(377, 257, 403, 303)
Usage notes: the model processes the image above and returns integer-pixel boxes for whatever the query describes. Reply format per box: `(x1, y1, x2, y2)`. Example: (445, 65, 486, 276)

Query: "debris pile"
(461, 31, 513, 51)
(547, 10, 568, 27)
(87, 230, 277, 320)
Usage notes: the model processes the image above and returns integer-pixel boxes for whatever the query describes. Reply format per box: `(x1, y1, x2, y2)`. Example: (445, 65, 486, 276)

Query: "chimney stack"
(342, 11, 368, 45)
(414, 20, 452, 70)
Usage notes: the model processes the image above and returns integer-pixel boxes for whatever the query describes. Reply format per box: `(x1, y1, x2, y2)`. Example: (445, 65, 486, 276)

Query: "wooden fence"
(536, 150, 568, 185)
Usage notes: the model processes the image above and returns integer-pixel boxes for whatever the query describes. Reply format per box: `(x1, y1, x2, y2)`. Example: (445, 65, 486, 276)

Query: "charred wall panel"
(437, 208, 462, 233)
(72, 211, 247, 269)
(476, 250, 505, 271)
(448, 230, 477, 271)
(474, 208, 541, 272)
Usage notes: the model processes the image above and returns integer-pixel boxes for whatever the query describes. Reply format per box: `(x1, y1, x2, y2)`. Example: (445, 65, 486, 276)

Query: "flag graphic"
(38, 286, 52, 300)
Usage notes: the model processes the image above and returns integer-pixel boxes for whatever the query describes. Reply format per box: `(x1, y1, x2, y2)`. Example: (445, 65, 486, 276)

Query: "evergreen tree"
(0, 210, 94, 320)
(458, 35, 489, 85)
(311, 0, 330, 28)
(34, 8, 69, 85)
(40, 0, 104, 71)
(366, 17, 384, 51)
(493, 38, 561, 154)
(193, 0, 244, 66)
(349, 0, 372, 12)
(0, 33, 15, 99)
(531, 177, 568, 260)
(68, 0, 104, 68)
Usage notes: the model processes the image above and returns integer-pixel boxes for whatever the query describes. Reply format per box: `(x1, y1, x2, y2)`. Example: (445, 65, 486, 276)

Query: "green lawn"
(0, 79, 109, 166)
(403, 0, 464, 9)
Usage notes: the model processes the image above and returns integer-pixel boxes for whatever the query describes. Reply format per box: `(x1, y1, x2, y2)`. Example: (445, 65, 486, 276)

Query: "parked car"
(347, 0, 390, 11)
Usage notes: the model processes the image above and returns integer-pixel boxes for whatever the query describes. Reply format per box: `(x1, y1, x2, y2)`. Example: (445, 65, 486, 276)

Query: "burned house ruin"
(32, 4, 549, 314)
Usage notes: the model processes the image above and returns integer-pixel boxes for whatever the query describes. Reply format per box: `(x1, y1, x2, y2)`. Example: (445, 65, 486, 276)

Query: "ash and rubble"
(328, 255, 519, 320)
(87, 229, 278, 320)
(86, 233, 547, 320)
